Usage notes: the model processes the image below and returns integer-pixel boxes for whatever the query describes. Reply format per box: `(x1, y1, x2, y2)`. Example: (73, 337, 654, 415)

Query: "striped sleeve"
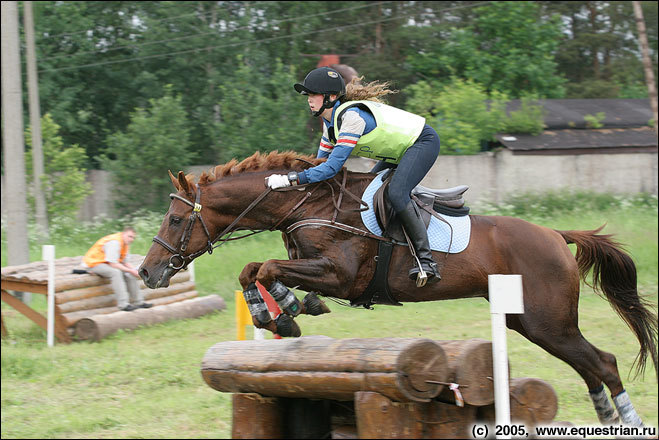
(317, 123, 333, 158)
(299, 110, 367, 184)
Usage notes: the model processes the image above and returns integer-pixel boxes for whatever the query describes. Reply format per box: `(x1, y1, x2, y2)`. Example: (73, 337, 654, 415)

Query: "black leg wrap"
(269, 280, 302, 317)
(274, 314, 301, 338)
(302, 292, 331, 316)
(243, 282, 272, 325)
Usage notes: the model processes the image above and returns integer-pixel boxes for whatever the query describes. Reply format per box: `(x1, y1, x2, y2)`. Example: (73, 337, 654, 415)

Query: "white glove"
(266, 174, 291, 189)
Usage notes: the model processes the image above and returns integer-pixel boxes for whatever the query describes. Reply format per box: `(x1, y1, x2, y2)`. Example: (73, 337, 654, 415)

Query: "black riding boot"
(397, 201, 441, 286)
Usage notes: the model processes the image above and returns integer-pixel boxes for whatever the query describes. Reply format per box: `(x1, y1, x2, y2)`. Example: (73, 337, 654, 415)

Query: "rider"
(266, 67, 441, 286)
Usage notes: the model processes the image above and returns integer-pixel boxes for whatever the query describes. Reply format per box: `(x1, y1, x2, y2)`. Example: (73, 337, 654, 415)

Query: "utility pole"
(632, 1, 658, 133)
(24, 0, 50, 240)
(2, 0, 31, 302)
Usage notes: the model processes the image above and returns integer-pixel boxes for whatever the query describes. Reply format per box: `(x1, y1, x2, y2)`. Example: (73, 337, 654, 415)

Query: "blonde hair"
(344, 76, 398, 103)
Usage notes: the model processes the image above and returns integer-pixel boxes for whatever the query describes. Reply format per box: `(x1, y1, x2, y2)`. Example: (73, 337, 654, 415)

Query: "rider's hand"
(266, 174, 291, 189)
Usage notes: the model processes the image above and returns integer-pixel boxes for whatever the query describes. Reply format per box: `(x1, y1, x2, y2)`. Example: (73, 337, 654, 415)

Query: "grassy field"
(1, 193, 657, 438)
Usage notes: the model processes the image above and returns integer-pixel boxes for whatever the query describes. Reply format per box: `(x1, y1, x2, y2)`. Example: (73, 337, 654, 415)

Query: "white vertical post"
(188, 261, 195, 284)
(43, 245, 56, 347)
(488, 275, 524, 439)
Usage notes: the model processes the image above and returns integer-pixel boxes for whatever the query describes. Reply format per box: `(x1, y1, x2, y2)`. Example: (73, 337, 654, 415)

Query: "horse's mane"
(189, 151, 325, 186)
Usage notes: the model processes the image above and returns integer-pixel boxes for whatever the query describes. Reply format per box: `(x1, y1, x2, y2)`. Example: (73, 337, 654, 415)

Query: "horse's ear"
(169, 170, 180, 190)
(177, 171, 191, 194)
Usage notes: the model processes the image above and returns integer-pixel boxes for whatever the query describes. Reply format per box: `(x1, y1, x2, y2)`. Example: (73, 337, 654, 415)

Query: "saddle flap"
(373, 175, 432, 243)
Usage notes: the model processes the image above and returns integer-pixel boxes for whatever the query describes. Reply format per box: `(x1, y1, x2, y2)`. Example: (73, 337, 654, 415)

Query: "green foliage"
(407, 2, 566, 99)
(584, 112, 606, 129)
(100, 85, 195, 216)
(24, 114, 92, 222)
(405, 79, 545, 153)
(215, 57, 312, 161)
(501, 98, 546, 135)
(476, 190, 658, 220)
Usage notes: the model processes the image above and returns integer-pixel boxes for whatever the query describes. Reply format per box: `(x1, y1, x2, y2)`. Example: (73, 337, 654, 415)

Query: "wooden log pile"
(1, 254, 226, 342)
(201, 337, 563, 439)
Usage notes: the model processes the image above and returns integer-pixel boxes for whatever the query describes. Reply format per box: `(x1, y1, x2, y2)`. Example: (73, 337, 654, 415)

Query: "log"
(354, 391, 424, 439)
(57, 280, 196, 313)
(436, 338, 500, 406)
(232, 393, 284, 439)
(201, 337, 449, 402)
(422, 401, 477, 439)
(60, 290, 198, 327)
(354, 392, 477, 439)
(476, 377, 558, 427)
(55, 271, 190, 304)
(74, 294, 225, 341)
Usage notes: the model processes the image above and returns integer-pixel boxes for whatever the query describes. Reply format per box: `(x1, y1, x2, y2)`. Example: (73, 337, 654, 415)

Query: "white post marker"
(488, 275, 524, 440)
(43, 245, 56, 347)
(188, 261, 195, 285)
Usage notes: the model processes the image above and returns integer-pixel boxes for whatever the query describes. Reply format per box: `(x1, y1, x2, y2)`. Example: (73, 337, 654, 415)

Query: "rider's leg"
(386, 125, 441, 285)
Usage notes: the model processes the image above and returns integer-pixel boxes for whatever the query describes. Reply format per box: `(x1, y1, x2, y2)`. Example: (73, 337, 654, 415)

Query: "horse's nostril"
(139, 268, 148, 279)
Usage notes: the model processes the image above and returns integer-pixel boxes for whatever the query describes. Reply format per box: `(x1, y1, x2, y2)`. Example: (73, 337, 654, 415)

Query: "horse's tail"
(557, 225, 658, 379)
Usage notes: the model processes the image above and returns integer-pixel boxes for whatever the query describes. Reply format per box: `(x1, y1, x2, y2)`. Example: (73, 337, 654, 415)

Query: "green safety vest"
(333, 100, 426, 164)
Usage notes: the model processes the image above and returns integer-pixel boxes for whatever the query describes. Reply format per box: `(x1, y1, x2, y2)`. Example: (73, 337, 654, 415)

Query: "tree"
(100, 85, 195, 215)
(25, 114, 92, 222)
(215, 56, 312, 161)
(407, 2, 566, 98)
(405, 78, 509, 154)
(543, 1, 657, 98)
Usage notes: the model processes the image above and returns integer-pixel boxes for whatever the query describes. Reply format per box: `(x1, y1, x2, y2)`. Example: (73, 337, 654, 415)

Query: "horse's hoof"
(275, 314, 302, 338)
(303, 292, 331, 316)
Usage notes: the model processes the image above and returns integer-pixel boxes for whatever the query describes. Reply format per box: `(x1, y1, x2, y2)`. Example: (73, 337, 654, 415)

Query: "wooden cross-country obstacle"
(1, 254, 225, 342)
(201, 336, 562, 439)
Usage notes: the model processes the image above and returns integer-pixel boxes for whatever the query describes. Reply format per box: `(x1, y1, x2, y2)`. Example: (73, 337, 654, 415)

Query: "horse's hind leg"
(508, 312, 642, 426)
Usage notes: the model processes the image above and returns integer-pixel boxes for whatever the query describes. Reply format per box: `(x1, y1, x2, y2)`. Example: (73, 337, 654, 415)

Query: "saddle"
(350, 171, 470, 309)
(373, 170, 470, 243)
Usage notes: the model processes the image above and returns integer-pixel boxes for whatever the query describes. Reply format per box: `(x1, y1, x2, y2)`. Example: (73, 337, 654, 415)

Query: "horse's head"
(139, 170, 215, 288)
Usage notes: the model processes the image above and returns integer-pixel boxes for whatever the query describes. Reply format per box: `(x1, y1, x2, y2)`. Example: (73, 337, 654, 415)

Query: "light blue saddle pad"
(360, 172, 471, 254)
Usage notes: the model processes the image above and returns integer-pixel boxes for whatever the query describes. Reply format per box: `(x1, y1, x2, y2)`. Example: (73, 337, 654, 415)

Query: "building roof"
(495, 127, 657, 155)
(505, 99, 654, 129)
(496, 99, 657, 154)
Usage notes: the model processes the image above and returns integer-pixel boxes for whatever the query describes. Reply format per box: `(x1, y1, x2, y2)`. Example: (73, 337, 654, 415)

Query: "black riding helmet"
(294, 67, 346, 117)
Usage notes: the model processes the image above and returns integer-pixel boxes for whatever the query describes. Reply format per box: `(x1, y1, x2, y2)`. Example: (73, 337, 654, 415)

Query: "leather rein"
(152, 169, 384, 270)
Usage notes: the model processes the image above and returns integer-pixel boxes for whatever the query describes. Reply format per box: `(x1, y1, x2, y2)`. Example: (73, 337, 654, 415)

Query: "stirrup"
(409, 261, 440, 288)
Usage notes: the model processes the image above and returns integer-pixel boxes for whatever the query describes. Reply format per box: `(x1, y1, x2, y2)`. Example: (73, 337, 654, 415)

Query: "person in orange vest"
(82, 226, 152, 312)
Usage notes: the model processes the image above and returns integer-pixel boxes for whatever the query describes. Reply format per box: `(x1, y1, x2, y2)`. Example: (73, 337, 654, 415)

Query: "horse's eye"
(169, 216, 182, 226)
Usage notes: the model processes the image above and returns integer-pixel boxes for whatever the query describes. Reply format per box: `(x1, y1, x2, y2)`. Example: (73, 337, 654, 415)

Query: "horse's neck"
(205, 170, 374, 229)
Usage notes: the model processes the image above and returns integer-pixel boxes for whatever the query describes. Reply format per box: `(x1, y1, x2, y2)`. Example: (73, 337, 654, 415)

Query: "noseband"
(152, 184, 274, 270)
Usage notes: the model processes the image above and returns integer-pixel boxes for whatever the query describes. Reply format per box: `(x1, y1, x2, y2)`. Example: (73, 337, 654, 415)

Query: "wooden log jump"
(202, 336, 449, 403)
(201, 337, 560, 439)
(1, 254, 226, 342)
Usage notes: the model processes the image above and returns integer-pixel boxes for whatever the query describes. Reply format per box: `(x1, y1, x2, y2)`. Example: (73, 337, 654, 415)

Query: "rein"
(152, 167, 385, 270)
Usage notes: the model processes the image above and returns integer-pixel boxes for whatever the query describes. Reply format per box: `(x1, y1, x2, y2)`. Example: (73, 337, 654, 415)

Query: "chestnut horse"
(139, 151, 657, 426)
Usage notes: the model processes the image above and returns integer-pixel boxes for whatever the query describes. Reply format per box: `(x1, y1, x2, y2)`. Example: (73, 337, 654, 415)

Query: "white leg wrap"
(612, 390, 643, 427)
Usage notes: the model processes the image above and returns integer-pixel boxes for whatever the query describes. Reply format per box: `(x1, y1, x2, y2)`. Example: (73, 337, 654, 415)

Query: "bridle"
(152, 183, 273, 270)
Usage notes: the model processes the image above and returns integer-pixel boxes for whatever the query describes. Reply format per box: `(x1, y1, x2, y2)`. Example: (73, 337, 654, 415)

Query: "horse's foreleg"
(238, 261, 327, 338)
(256, 257, 337, 315)
(238, 263, 277, 333)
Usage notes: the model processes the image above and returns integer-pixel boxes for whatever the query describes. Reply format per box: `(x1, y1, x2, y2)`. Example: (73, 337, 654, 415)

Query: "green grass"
(2, 193, 657, 438)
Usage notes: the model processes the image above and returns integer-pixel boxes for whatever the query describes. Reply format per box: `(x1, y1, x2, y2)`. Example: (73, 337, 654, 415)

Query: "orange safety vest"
(82, 232, 129, 268)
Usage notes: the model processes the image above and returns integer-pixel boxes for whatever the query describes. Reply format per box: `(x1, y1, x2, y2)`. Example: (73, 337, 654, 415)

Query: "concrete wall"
(347, 149, 658, 206)
(2, 150, 657, 221)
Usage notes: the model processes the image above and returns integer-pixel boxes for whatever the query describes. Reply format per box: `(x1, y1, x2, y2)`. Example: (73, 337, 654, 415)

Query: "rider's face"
(307, 93, 324, 113)
(307, 93, 338, 118)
